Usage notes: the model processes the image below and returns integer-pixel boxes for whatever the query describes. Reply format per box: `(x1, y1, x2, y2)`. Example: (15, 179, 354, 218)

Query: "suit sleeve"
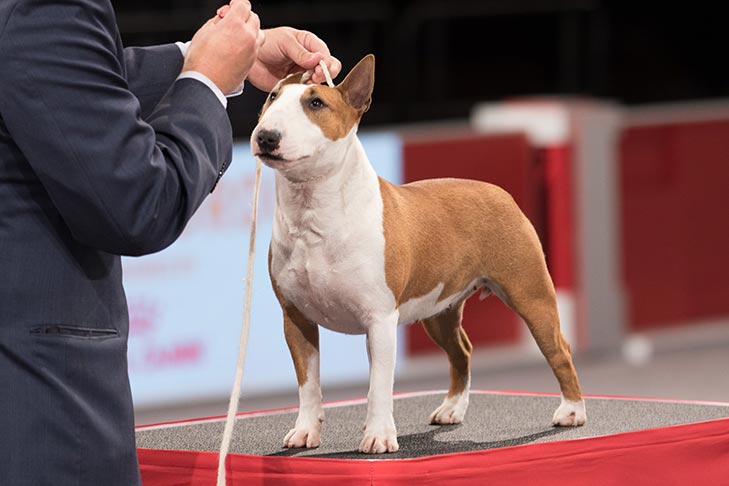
(124, 44, 185, 118)
(0, 0, 232, 256)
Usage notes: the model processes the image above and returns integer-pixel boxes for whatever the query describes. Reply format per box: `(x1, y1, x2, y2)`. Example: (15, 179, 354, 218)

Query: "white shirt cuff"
(176, 41, 190, 57)
(177, 71, 228, 108)
(176, 41, 245, 100)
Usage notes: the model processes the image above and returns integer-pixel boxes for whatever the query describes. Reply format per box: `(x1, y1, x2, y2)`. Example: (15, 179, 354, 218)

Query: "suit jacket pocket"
(30, 325, 119, 339)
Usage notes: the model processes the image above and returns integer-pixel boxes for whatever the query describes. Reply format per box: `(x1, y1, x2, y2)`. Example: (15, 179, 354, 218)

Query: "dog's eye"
(309, 98, 325, 110)
(269, 92, 277, 101)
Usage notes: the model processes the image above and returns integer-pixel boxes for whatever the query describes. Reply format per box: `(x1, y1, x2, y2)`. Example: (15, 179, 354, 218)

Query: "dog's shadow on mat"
(267, 425, 567, 459)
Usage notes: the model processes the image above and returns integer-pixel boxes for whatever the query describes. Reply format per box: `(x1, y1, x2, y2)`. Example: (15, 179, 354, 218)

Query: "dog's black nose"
(256, 129, 282, 152)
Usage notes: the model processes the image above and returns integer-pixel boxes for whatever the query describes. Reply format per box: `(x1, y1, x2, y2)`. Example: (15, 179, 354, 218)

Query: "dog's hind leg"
(421, 300, 473, 424)
(521, 298, 586, 426)
(496, 265, 586, 426)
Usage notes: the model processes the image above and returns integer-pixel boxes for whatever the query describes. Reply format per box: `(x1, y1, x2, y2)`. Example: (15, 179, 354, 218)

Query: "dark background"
(115, 1, 729, 136)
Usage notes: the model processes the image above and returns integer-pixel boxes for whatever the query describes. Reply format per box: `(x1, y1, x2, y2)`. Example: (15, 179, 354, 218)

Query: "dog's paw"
(359, 421, 399, 454)
(429, 392, 469, 425)
(552, 398, 587, 427)
(359, 431, 399, 454)
(283, 423, 322, 448)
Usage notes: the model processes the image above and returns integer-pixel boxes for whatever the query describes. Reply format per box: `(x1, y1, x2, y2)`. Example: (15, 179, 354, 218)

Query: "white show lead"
(216, 60, 336, 486)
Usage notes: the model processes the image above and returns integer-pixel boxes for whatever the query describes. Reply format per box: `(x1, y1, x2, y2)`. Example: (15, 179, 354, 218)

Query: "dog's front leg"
(360, 315, 399, 453)
(282, 305, 323, 448)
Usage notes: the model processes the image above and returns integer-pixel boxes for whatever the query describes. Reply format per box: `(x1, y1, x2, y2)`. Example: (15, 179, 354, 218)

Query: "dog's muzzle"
(255, 129, 282, 153)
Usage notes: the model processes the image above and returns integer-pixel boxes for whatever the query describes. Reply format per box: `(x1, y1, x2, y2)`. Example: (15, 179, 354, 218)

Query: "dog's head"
(251, 54, 375, 177)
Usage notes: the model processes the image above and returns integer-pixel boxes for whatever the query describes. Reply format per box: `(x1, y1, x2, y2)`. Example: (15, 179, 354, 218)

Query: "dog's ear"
(337, 54, 375, 113)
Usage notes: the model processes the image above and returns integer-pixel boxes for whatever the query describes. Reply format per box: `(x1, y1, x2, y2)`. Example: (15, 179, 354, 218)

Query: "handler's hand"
(183, 0, 265, 95)
(246, 27, 342, 92)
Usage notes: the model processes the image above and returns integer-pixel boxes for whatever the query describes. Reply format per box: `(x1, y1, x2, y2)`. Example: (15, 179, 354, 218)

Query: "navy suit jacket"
(0, 1, 232, 484)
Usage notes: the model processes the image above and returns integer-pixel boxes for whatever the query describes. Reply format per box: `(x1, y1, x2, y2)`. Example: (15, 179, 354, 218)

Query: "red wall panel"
(401, 133, 539, 354)
(621, 120, 729, 329)
(541, 145, 575, 289)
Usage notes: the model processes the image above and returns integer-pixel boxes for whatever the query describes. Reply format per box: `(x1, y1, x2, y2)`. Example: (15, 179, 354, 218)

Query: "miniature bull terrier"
(251, 54, 586, 454)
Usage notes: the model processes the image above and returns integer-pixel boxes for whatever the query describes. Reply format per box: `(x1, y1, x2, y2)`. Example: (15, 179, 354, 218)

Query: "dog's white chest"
(273, 234, 363, 333)
(270, 163, 395, 334)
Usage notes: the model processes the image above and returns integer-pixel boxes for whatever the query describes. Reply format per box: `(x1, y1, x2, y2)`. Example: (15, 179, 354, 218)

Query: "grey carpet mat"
(136, 392, 729, 460)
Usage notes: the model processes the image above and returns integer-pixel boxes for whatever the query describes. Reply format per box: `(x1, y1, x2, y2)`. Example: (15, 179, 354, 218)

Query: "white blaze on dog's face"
(251, 55, 375, 179)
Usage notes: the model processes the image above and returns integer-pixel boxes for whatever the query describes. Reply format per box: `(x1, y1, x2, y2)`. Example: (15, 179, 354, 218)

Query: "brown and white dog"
(251, 55, 586, 454)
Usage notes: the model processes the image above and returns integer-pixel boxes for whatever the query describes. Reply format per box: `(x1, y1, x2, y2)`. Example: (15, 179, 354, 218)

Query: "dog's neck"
(274, 130, 377, 212)
(273, 130, 381, 245)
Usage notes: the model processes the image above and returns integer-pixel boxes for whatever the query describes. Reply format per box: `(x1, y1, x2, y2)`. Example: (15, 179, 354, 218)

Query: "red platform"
(136, 391, 729, 485)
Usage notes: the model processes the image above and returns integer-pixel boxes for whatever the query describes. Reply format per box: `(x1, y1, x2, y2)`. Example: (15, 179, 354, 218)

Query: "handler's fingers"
(331, 56, 342, 77)
(246, 11, 261, 31)
(224, 0, 252, 21)
(275, 37, 322, 71)
(296, 31, 341, 82)
(323, 56, 342, 79)
(217, 5, 231, 18)
(257, 29, 266, 48)
(297, 30, 330, 57)
(311, 56, 341, 84)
